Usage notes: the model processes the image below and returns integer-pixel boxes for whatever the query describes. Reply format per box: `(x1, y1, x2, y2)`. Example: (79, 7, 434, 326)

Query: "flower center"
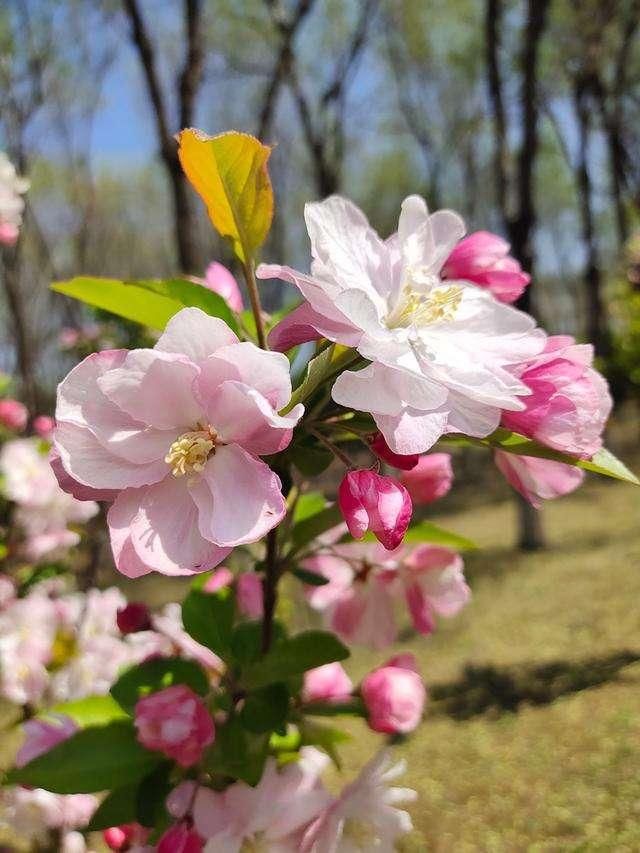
(165, 425, 218, 477)
(385, 266, 463, 329)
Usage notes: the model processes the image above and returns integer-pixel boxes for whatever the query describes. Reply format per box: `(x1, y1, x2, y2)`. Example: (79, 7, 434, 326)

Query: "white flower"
(301, 750, 417, 853)
(258, 195, 544, 453)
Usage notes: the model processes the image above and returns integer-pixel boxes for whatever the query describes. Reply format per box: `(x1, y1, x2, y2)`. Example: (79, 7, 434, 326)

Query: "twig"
(242, 260, 267, 350)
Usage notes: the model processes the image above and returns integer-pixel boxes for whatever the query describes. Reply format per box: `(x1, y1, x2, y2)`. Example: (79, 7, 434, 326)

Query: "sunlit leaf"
(49, 695, 128, 727)
(178, 129, 273, 263)
(242, 631, 349, 690)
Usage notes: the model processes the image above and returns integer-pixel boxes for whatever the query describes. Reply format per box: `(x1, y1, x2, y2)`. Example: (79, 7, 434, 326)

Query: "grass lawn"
(329, 470, 640, 851)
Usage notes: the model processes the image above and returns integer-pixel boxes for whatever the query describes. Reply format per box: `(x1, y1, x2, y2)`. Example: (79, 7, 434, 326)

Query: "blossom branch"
(242, 260, 268, 349)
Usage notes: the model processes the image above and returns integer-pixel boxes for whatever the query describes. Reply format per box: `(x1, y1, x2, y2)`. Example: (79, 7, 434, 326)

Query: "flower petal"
(155, 306, 239, 362)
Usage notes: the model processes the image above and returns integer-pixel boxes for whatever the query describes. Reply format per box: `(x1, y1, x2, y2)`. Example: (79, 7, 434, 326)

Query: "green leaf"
(293, 492, 327, 523)
(240, 683, 290, 734)
(205, 717, 269, 785)
(181, 587, 235, 658)
(111, 657, 209, 714)
(289, 439, 334, 477)
(289, 505, 343, 555)
(49, 695, 128, 727)
(443, 428, 639, 485)
(178, 129, 273, 264)
(348, 521, 476, 551)
(281, 344, 362, 415)
(6, 721, 160, 793)
(299, 720, 350, 769)
(230, 620, 287, 667)
(51, 276, 239, 333)
(136, 762, 173, 829)
(243, 631, 349, 690)
(301, 698, 366, 717)
(291, 567, 330, 586)
(87, 783, 139, 831)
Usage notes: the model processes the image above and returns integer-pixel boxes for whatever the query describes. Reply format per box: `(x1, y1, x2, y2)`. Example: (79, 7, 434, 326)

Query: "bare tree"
(121, 0, 205, 273)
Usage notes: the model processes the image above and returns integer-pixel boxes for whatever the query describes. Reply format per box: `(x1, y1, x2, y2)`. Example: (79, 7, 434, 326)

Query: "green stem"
(242, 260, 267, 350)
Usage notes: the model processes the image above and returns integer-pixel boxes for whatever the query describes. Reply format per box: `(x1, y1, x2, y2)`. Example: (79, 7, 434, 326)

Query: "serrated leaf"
(181, 587, 235, 658)
(178, 129, 273, 264)
(6, 721, 160, 793)
(49, 695, 128, 727)
(242, 631, 349, 690)
(51, 276, 239, 333)
(110, 658, 209, 714)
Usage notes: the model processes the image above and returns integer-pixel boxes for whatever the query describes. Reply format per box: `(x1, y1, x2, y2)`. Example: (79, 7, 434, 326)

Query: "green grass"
(329, 470, 640, 851)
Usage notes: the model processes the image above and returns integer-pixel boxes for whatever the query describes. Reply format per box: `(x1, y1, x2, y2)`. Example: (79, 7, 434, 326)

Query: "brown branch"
(179, 0, 204, 130)
(485, 0, 508, 218)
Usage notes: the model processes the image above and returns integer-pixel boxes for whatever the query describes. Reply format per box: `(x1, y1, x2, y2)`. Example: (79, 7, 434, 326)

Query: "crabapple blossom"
(0, 787, 96, 847)
(338, 469, 412, 550)
(203, 261, 244, 312)
(15, 715, 78, 768)
(441, 230, 530, 303)
(494, 452, 585, 509)
(53, 307, 304, 576)
(301, 750, 417, 853)
(33, 414, 55, 439)
(399, 452, 453, 504)
(258, 194, 544, 454)
(192, 748, 331, 850)
(0, 398, 28, 431)
(134, 684, 215, 767)
(304, 541, 469, 648)
(235, 571, 264, 617)
(361, 661, 427, 734)
(501, 335, 612, 459)
(0, 152, 29, 245)
(369, 432, 419, 470)
(302, 662, 354, 704)
(158, 822, 203, 853)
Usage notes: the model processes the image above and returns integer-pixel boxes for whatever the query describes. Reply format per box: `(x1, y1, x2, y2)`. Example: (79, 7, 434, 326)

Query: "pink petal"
(190, 445, 286, 547)
(154, 306, 239, 363)
(204, 261, 244, 312)
(49, 448, 119, 502)
(494, 452, 585, 508)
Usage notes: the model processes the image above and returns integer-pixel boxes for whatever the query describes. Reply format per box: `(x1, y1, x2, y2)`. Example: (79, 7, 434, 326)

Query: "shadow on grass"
(429, 650, 640, 720)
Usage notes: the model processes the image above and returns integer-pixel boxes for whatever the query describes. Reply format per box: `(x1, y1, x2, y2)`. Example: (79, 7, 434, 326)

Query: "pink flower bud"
(15, 715, 77, 768)
(384, 653, 419, 673)
(203, 566, 233, 593)
(59, 327, 81, 349)
(134, 684, 215, 767)
(236, 572, 264, 618)
(0, 399, 28, 431)
(103, 824, 148, 851)
(400, 453, 453, 505)
(302, 662, 353, 704)
(0, 221, 19, 246)
(204, 261, 244, 312)
(338, 470, 412, 551)
(32, 415, 55, 439)
(158, 822, 203, 853)
(116, 602, 152, 634)
(442, 230, 530, 304)
(369, 433, 419, 470)
(361, 664, 426, 734)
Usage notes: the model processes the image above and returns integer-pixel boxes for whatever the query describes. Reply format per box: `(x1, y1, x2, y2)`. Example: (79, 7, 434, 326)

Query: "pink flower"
(103, 824, 149, 851)
(361, 662, 426, 734)
(369, 432, 419, 470)
(158, 822, 203, 853)
(236, 572, 264, 618)
(59, 327, 81, 350)
(54, 308, 304, 577)
(385, 652, 419, 672)
(301, 750, 416, 852)
(400, 452, 453, 504)
(304, 542, 469, 649)
(134, 684, 215, 767)
(338, 470, 412, 550)
(442, 230, 530, 303)
(33, 415, 55, 439)
(203, 261, 244, 312)
(501, 335, 612, 459)
(302, 662, 353, 704)
(0, 399, 28, 431)
(494, 452, 585, 508)
(203, 566, 233, 593)
(0, 221, 19, 245)
(116, 602, 151, 634)
(15, 715, 78, 768)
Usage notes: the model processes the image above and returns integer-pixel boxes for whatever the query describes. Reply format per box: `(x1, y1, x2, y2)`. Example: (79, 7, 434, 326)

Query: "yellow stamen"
(165, 426, 218, 477)
(386, 282, 463, 329)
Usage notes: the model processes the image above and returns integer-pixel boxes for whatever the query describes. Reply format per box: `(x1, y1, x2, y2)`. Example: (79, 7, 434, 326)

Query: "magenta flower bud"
(236, 572, 264, 618)
(369, 433, 419, 470)
(103, 824, 148, 851)
(384, 653, 419, 673)
(442, 230, 530, 304)
(203, 566, 233, 593)
(338, 469, 412, 551)
(361, 664, 427, 734)
(400, 453, 453, 505)
(116, 602, 152, 634)
(302, 662, 353, 704)
(0, 399, 28, 432)
(134, 684, 215, 768)
(15, 715, 77, 768)
(32, 415, 55, 439)
(158, 822, 203, 853)
(203, 261, 244, 313)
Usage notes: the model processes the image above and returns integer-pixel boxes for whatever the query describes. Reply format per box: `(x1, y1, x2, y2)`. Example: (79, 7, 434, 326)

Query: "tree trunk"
(1, 242, 39, 414)
(516, 493, 545, 551)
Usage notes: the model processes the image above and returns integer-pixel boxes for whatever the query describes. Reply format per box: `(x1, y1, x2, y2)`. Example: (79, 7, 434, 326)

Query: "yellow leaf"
(177, 128, 274, 264)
